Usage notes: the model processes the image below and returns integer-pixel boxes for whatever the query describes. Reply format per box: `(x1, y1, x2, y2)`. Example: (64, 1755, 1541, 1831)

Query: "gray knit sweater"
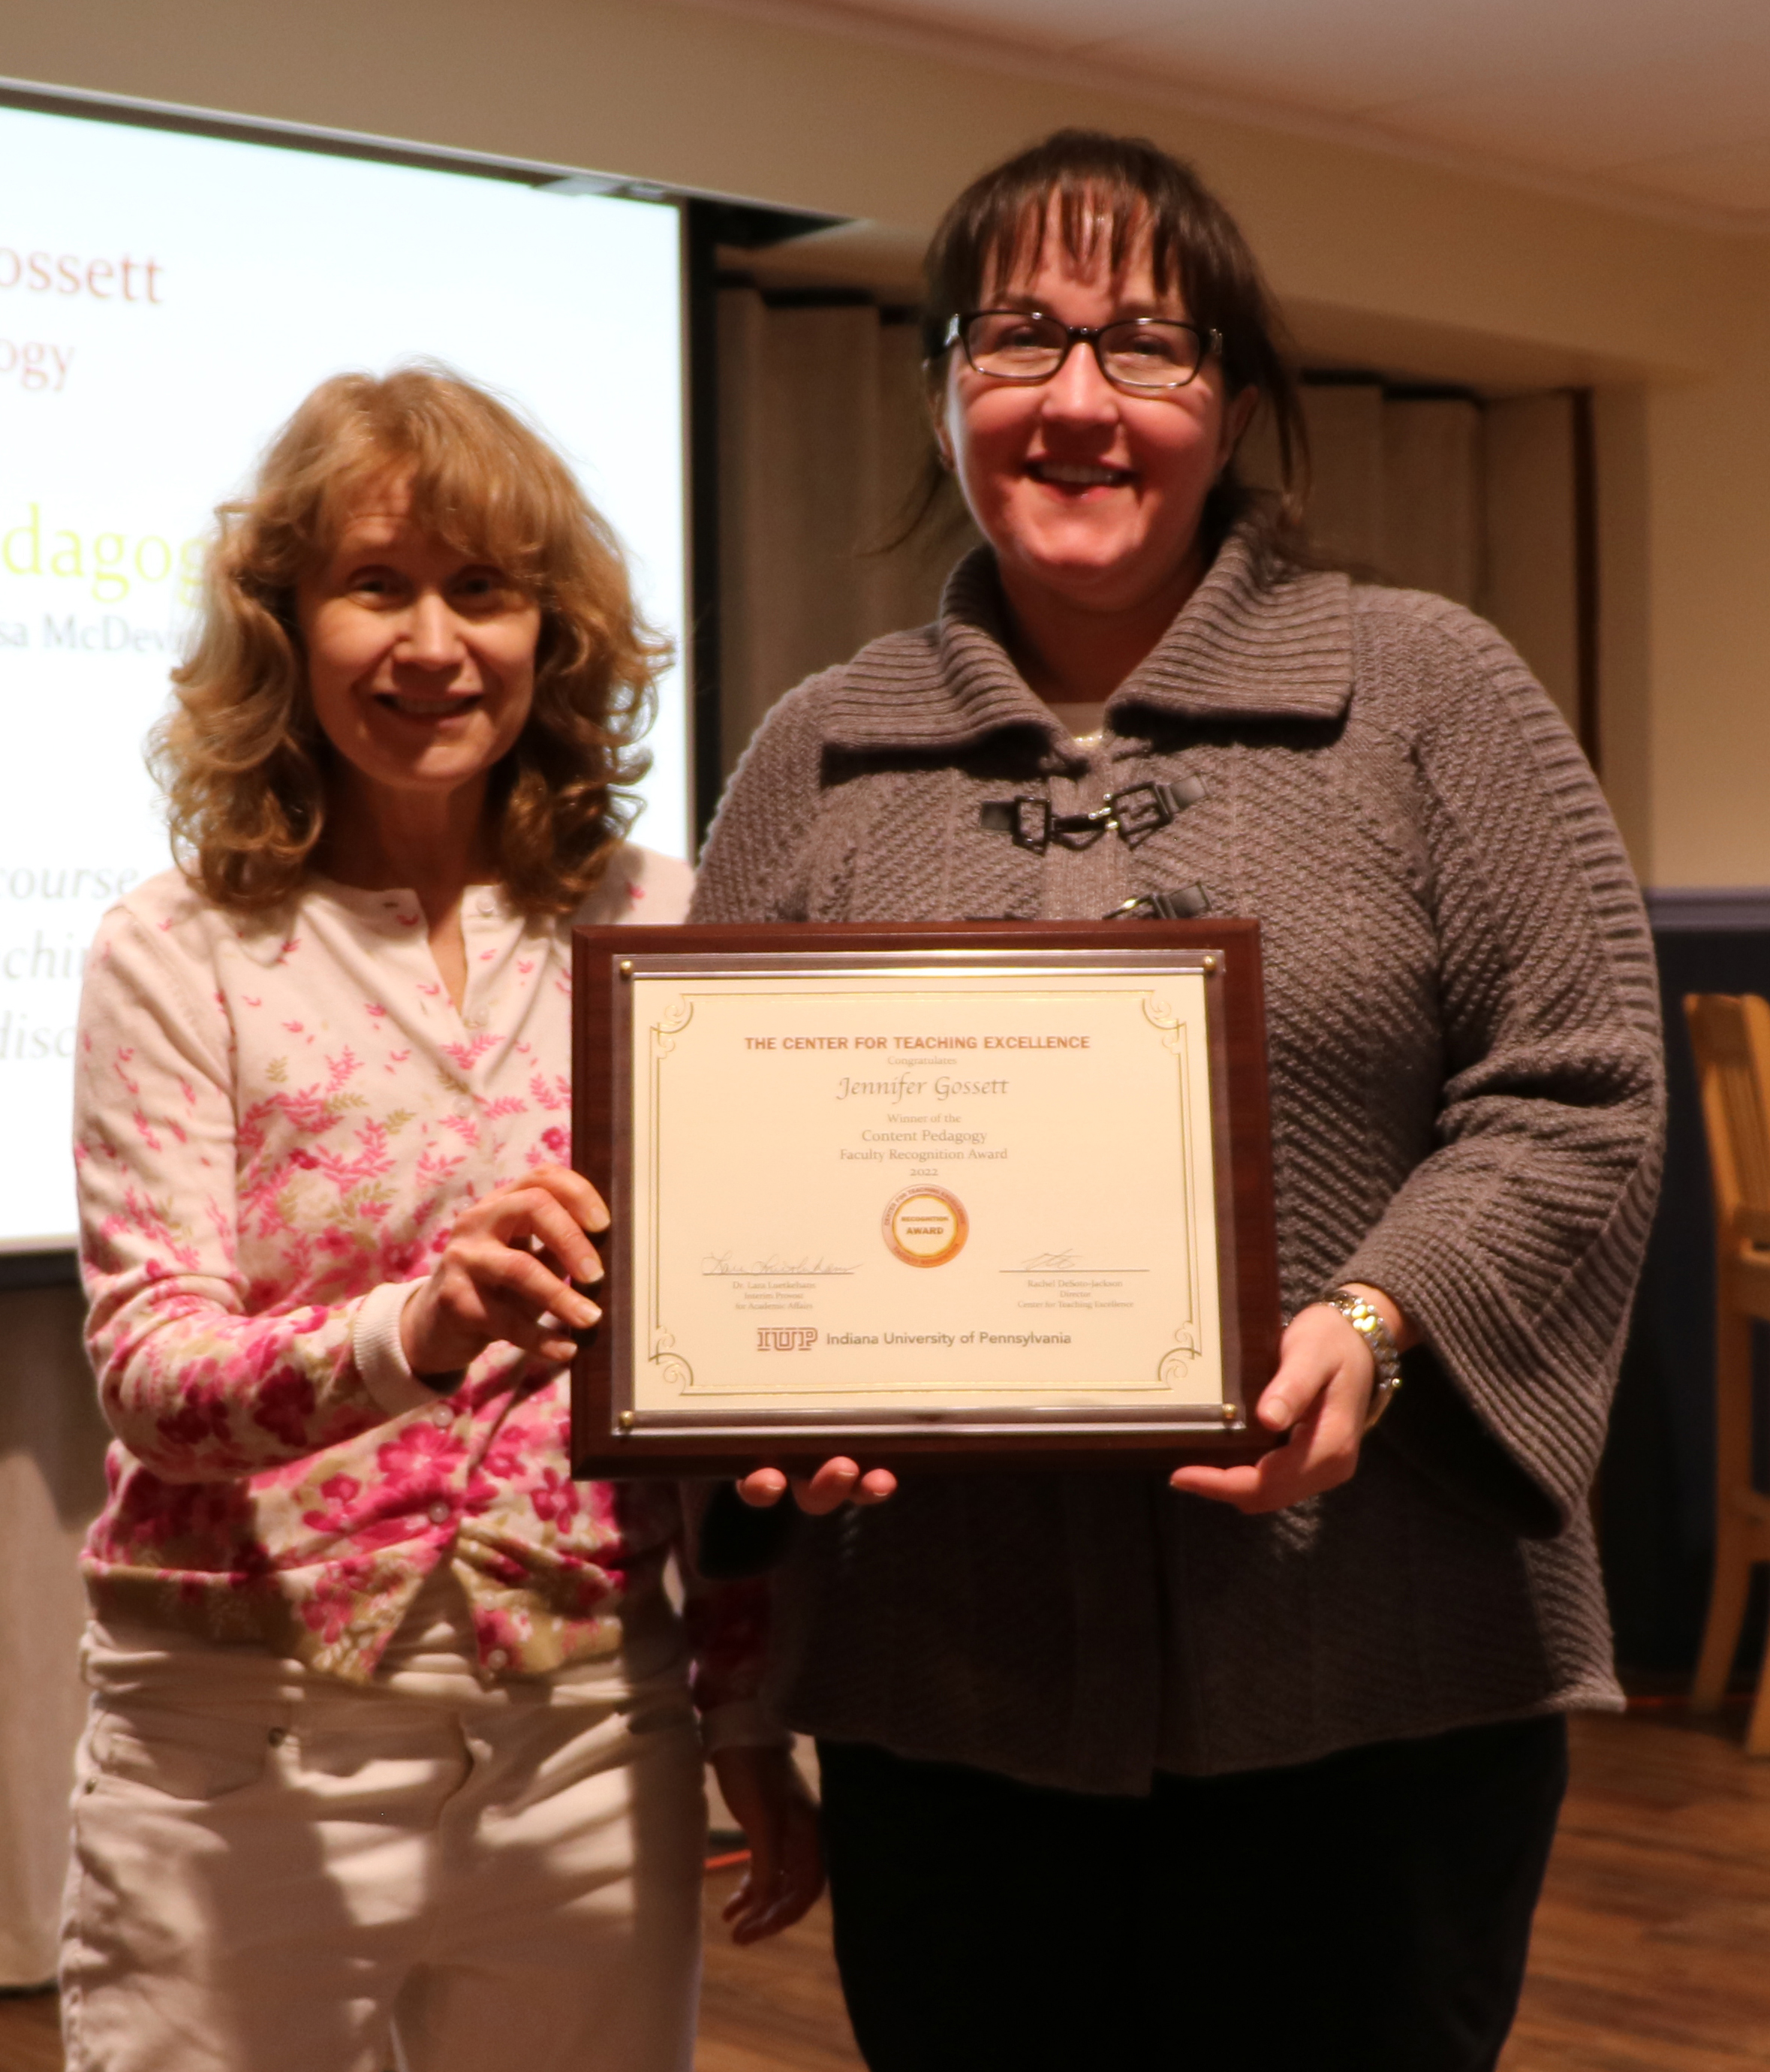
(689, 529, 1665, 1791)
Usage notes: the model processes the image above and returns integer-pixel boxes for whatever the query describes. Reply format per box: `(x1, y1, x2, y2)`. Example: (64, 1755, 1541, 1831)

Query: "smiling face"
(295, 481, 542, 825)
(938, 210, 1251, 629)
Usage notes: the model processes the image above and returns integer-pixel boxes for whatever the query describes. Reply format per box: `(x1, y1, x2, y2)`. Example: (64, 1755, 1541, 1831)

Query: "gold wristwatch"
(1322, 1287, 1403, 1428)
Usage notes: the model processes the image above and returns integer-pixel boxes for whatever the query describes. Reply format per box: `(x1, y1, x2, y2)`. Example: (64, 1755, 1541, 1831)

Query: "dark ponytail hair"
(909, 128, 1311, 581)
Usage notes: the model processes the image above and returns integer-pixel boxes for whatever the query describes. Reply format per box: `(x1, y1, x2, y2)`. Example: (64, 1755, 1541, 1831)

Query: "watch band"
(1321, 1287, 1402, 1428)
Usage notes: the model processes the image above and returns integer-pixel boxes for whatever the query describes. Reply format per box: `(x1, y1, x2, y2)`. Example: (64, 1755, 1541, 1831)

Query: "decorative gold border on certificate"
(631, 967, 1222, 1414)
(646, 995, 694, 1396)
(1140, 988, 1207, 1391)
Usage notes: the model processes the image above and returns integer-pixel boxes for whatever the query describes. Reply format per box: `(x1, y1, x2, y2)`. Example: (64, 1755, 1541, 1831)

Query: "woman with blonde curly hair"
(62, 366, 817, 2072)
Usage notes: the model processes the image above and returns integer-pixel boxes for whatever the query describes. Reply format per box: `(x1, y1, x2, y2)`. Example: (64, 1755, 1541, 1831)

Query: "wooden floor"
(698, 1882, 862, 2072)
(4, 1707, 1766, 2071)
(1500, 1706, 1770, 2071)
(0, 1994, 56, 2072)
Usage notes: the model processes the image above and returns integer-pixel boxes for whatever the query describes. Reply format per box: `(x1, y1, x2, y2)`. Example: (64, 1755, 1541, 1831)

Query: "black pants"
(817, 1717, 1567, 2072)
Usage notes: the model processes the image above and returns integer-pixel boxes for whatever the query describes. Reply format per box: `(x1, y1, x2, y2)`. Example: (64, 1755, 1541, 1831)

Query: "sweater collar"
(820, 526, 1354, 754)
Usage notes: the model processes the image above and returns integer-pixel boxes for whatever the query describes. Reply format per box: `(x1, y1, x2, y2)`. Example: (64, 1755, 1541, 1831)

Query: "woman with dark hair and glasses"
(695, 131, 1663, 2071)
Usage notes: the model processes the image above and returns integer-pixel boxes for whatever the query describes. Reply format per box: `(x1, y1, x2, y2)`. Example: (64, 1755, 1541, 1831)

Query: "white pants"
(60, 1676, 706, 2072)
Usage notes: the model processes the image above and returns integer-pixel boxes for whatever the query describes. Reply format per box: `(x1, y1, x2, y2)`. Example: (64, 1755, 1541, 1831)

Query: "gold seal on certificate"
(883, 1187, 969, 1268)
(570, 922, 1281, 1475)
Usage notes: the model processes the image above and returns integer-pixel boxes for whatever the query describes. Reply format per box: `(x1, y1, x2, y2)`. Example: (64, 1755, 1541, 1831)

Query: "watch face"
(1329, 1295, 1396, 1374)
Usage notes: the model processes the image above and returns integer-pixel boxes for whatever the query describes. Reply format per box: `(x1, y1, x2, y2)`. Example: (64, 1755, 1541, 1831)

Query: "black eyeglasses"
(944, 309, 1221, 393)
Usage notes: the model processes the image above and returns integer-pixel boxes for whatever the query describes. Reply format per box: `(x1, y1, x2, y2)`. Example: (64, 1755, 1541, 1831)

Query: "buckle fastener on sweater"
(978, 797, 1058, 850)
(1109, 779, 1204, 842)
(979, 775, 1204, 853)
(1105, 885, 1212, 921)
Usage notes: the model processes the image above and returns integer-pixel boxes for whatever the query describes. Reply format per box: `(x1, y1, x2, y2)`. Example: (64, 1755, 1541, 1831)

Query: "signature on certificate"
(1007, 1249, 1150, 1272)
(701, 1251, 859, 1277)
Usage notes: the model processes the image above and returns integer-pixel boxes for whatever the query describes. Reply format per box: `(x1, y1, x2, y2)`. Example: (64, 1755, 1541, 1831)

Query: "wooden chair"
(1685, 992, 1770, 1754)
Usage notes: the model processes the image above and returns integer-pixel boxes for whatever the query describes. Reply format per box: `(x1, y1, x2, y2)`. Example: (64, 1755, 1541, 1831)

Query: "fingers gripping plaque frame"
(570, 921, 1281, 1477)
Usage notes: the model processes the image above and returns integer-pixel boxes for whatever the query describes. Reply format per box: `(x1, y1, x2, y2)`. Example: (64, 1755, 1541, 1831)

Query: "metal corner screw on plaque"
(617, 1410, 636, 1434)
(1200, 953, 1218, 972)
(619, 960, 634, 980)
(1220, 1403, 1239, 1425)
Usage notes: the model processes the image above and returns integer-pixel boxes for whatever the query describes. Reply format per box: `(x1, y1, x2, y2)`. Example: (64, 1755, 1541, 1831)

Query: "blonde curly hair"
(152, 364, 667, 915)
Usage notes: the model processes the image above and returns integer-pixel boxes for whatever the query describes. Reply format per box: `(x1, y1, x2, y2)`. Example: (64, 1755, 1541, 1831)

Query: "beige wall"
(8, 0, 1770, 881)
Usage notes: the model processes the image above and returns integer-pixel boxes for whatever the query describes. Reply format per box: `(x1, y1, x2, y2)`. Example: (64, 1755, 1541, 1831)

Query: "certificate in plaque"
(570, 923, 1281, 1475)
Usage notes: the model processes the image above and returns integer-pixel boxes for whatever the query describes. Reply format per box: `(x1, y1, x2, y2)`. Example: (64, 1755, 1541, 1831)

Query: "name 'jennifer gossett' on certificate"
(626, 965, 1230, 1420)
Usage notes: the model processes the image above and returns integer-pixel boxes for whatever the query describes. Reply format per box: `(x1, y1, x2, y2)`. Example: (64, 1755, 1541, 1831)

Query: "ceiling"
(725, 0, 1770, 230)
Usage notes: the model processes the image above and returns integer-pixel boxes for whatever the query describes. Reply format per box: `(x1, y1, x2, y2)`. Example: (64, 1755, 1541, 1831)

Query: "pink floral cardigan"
(73, 848, 762, 1721)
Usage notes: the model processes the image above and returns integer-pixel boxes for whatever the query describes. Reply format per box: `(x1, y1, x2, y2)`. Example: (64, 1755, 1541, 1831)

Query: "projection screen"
(0, 93, 691, 1251)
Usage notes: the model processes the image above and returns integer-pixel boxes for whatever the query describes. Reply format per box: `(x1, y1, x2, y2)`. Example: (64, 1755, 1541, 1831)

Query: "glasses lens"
(965, 312, 1067, 378)
(1098, 321, 1203, 388)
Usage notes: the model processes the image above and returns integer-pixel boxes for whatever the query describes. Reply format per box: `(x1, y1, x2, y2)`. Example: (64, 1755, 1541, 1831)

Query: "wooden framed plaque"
(570, 922, 1281, 1477)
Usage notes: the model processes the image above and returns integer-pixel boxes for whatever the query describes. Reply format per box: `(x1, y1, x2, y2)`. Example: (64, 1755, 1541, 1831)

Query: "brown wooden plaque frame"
(570, 921, 1281, 1477)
